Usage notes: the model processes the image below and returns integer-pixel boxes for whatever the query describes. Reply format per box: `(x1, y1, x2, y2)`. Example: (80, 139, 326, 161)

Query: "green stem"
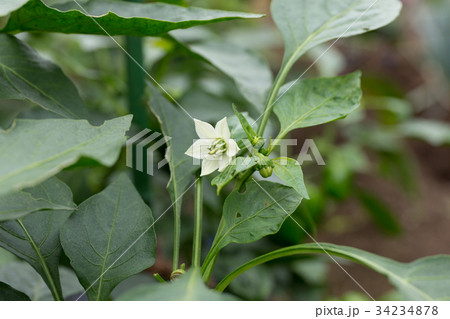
(173, 202, 181, 271)
(202, 253, 219, 283)
(17, 220, 62, 301)
(192, 177, 203, 268)
(256, 55, 297, 137)
(267, 133, 287, 154)
(125, 0, 153, 203)
(201, 218, 225, 282)
(153, 273, 167, 283)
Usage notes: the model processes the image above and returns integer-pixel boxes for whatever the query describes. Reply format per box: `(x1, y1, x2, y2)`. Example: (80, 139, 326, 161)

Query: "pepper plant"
(0, 0, 449, 301)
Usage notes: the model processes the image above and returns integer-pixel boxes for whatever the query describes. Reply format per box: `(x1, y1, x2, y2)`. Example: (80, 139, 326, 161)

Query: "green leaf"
(149, 85, 198, 203)
(272, 157, 308, 199)
(0, 0, 28, 17)
(0, 115, 132, 195)
(214, 180, 301, 250)
(274, 72, 361, 139)
(0, 261, 83, 301)
(216, 243, 450, 301)
(356, 190, 401, 235)
(398, 120, 450, 146)
(232, 104, 258, 141)
(0, 34, 88, 119)
(211, 156, 259, 194)
(271, 0, 402, 68)
(173, 36, 273, 110)
(0, 177, 76, 221)
(228, 111, 257, 148)
(156, 0, 186, 5)
(0, 281, 30, 301)
(203, 180, 301, 274)
(0, 247, 15, 267)
(117, 268, 236, 301)
(1, 0, 263, 36)
(0, 207, 73, 300)
(60, 174, 157, 301)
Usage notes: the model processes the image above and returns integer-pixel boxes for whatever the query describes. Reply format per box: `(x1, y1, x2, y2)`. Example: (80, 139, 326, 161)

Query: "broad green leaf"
(0, 247, 15, 267)
(0, 281, 30, 301)
(157, 0, 186, 5)
(110, 273, 155, 299)
(216, 243, 450, 301)
(0, 115, 132, 195)
(1, 0, 263, 35)
(0, 261, 82, 301)
(0, 177, 76, 221)
(118, 269, 236, 301)
(60, 174, 157, 301)
(0, 0, 28, 17)
(203, 180, 301, 272)
(0, 35, 88, 119)
(149, 85, 198, 203)
(0, 208, 73, 300)
(274, 72, 361, 139)
(0, 100, 30, 130)
(272, 157, 308, 199)
(214, 180, 301, 250)
(271, 0, 402, 67)
(211, 157, 259, 194)
(398, 120, 450, 146)
(172, 35, 273, 110)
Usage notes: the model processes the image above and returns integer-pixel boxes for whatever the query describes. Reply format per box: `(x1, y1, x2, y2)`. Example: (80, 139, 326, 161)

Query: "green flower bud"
(259, 166, 273, 178)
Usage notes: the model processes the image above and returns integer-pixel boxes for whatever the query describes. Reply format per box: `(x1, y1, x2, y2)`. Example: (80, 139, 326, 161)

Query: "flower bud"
(259, 166, 273, 178)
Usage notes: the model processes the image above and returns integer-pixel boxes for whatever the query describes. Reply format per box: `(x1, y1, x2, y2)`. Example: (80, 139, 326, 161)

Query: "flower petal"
(215, 117, 230, 140)
(226, 139, 240, 157)
(194, 119, 216, 139)
(201, 158, 219, 176)
(185, 139, 212, 159)
(218, 156, 232, 172)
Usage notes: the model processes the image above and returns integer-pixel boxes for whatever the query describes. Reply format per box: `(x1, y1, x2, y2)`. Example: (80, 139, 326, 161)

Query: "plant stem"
(173, 203, 181, 271)
(256, 56, 296, 137)
(202, 253, 219, 283)
(153, 273, 167, 283)
(192, 177, 203, 268)
(125, 0, 151, 202)
(201, 218, 225, 282)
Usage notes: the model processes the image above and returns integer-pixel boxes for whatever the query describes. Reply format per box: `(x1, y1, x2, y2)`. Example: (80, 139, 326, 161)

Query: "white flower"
(185, 117, 240, 176)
